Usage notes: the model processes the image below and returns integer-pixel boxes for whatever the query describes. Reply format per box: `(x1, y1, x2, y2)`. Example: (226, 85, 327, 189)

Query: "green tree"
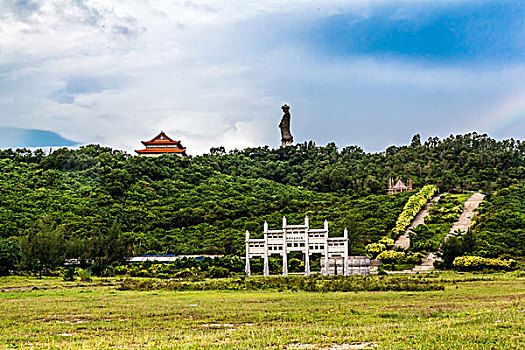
(411, 134, 422, 147)
(19, 219, 66, 277)
(0, 238, 21, 275)
(91, 219, 130, 275)
(439, 236, 464, 269)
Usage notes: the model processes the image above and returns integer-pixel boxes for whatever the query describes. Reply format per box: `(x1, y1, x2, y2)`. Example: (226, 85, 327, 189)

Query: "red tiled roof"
(136, 131, 187, 157)
(135, 148, 186, 154)
(142, 139, 181, 145)
(141, 131, 182, 146)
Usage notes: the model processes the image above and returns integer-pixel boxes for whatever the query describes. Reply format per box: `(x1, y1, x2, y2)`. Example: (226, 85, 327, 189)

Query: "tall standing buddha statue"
(279, 104, 294, 147)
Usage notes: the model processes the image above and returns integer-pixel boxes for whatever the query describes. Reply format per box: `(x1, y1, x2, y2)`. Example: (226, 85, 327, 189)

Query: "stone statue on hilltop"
(279, 104, 294, 147)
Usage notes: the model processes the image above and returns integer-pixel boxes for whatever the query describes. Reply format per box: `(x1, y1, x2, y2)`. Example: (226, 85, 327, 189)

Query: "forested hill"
(210, 132, 525, 194)
(1, 132, 524, 257)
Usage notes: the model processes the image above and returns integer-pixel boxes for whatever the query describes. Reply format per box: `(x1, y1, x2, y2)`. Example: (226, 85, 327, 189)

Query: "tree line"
(1, 132, 525, 275)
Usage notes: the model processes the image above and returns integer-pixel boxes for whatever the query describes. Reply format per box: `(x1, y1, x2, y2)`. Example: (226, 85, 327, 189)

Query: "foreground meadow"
(0, 273, 524, 349)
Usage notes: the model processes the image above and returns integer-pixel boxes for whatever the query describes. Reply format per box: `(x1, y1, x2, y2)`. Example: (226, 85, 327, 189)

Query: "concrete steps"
(411, 252, 437, 273)
(409, 192, 485, 273)
(447, 192, 485, 238)
(393, 195, 442, 250)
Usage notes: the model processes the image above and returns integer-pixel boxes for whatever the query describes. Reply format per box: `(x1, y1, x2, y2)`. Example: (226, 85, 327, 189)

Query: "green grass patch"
(0, 273, 523, 349)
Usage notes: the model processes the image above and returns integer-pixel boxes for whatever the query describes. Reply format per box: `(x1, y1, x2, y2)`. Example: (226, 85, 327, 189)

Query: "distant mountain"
(0, 127, 78, 148)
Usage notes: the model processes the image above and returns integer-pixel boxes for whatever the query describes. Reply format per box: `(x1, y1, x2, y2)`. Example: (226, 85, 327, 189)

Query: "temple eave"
(141, 140, 181, 146)
(135, 149, 186, 154)
(137, 131, 187, 158)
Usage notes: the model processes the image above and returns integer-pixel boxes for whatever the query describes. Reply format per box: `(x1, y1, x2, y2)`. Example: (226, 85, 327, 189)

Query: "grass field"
(0, 273, 524, 349)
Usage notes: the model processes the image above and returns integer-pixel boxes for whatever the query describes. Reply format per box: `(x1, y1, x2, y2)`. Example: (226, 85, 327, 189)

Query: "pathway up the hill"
(412, 192, 485, 273)
(393, 194, 442, 250)
(411, 252, 438, 273)
(447, 192, 485, 237)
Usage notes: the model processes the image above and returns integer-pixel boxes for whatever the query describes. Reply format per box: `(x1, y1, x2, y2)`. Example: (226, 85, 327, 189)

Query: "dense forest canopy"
(211, 132, 525, 194)
(0, 145, 411, 256)
(1, 132, 525, 274)
(469, 185, 525, 259)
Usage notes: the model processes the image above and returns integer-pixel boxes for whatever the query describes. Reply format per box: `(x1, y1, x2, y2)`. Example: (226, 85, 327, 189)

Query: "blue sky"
(0, 0, 524, 154)
(0, 127, 78, 148)
(309, 1, 524, 63)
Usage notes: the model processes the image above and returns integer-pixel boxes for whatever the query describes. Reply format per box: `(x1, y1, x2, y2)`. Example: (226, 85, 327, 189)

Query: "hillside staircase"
(393, 194, 442, 250)
(446, 192, 485, 238)
(378, 192, 484, 274)
(411, 192, 485, 273)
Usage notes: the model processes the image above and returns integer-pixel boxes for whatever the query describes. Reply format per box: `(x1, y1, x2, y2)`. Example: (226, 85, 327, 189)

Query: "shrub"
(376, 266, 388, 275)
(77, 268, 93, 282)
(376, 250, 405, 264)
(207, 266, 231, 278)
(453, 256, 515, 271)
(174, 267, 200, 279)
(404, 252, 425, 264)
(288, 258, 304, 273)
(433, 260, 445, 270)
(131, 269, 152, 278)
(378, 237, 395, 249)
(114, 265, 130, 275)
(381, 263, 413, 271)
(118, 275, 445, 292)
(62, 267, 76, 281)
(366, 243, 386, 258)
(392, 185, 438, 237)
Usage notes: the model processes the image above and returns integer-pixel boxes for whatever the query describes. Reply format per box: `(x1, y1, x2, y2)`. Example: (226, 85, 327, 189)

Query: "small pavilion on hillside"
(387, 178, 413, 195)
(135, 131, 187, 158)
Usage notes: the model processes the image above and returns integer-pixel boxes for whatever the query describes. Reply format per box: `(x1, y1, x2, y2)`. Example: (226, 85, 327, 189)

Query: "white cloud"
(0, 0, 524, 154)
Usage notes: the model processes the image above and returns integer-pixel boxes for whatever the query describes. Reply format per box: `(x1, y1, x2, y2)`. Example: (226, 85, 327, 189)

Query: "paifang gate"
(245, 216, 370, 276)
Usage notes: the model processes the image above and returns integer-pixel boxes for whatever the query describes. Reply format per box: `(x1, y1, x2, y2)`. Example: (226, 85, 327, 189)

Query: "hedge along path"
(393, 194, 442, 251)
(372, 193, 441, 275)
(407, 194, 443, 274)
(412, 192, 485, 273)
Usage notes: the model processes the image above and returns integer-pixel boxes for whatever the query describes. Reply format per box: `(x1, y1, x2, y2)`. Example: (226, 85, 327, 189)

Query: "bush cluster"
(392, 185, 439, 237)
(118, 275, 445, 292)
(376, 251, 424, 270)
(376, 250, 405, 263)
(453, 256, 515, 271)
(57, 266, 93, 281)
(365, 243, 386, 259)
(113, 256, 246, 279)
(378, 237, 394, 248)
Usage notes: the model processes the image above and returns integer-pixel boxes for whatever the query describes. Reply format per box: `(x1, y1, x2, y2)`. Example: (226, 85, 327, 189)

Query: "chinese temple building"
(135, 131, 187, 158)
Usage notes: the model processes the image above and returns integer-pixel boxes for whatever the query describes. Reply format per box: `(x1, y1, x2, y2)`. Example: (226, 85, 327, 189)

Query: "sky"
(1, 0, 524, 154)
